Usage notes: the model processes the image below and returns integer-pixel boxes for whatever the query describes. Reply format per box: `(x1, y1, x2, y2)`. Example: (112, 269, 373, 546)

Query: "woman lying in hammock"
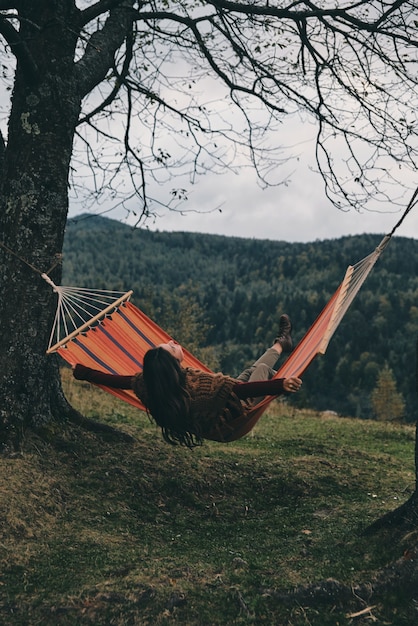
(73, 314, 302, 448)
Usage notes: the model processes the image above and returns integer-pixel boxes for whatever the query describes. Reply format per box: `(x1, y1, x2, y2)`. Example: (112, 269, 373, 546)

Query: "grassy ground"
(1, 368, 417, 625)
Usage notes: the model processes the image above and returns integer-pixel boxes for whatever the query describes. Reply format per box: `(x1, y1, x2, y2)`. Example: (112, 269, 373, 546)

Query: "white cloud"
(80, 155, 416, 244)
(69, 76, 418, 244)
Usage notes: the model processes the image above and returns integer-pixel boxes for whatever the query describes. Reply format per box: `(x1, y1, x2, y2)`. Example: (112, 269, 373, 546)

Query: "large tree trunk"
(0, 2, 81, 450)
(365, 337, 418, 533)
(0, 1, 137, 450)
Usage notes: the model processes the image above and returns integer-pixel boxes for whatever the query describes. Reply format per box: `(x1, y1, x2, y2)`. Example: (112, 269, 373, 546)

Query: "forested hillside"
(62, 215, 418, 421)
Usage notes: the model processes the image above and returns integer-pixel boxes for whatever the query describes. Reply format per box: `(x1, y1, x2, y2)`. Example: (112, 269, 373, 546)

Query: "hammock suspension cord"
(0, 240, 62, 277)
(43, 187, 417, 355)
(45, 283, 134, 353)
(1, 191, 417, 439)
(40, 190, 416, 442)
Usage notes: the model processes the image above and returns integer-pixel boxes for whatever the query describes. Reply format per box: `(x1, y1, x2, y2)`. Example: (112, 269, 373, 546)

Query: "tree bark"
(362, 337, 418, 533)
(0, 1, 136, 450)
(267, 547, 418, 610)
(0, 2, 82, 449)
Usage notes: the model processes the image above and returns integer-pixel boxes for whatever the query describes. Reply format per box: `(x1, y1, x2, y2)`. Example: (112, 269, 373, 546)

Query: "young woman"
(73, 314, 302, 448)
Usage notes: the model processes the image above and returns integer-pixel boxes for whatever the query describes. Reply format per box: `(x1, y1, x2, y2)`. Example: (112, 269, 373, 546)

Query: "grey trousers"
(236, 347, 282, 404)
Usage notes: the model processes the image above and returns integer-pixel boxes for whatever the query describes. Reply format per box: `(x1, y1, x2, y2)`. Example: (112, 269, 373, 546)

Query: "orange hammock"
(46, 228, 396, 442)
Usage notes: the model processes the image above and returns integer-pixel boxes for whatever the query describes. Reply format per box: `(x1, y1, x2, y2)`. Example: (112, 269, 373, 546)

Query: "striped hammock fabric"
(47, 291, 211, 412)
(47, 233, 391, 441)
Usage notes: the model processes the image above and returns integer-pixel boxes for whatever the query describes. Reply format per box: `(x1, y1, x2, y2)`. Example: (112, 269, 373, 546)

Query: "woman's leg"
(236, 346, 282, 383)
(235, 314, 292, 404)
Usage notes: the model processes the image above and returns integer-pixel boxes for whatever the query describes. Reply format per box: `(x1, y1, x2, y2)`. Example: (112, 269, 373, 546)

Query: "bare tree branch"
(0, 12, 38, 81)
(0, 1, 417, 220)
(77, 25, 134, 125)
(79, 0, 139, 29)
(75, 0, 136, 98)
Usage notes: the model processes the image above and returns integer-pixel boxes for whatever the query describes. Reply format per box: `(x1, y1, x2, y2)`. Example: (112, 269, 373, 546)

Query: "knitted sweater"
(132, 367, 244, 440)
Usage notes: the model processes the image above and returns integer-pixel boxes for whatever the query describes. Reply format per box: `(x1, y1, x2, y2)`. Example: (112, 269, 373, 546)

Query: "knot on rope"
(41, 273, 59, 292)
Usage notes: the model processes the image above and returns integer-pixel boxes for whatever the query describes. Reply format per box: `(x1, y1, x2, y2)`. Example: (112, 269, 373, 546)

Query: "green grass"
(0, 369, 416, 625)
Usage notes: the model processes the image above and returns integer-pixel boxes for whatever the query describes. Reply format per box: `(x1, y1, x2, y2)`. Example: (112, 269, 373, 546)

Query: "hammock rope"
(42, 191, 417, 441)
(44, 276, 134, 352)
(43, 229, 392, 441)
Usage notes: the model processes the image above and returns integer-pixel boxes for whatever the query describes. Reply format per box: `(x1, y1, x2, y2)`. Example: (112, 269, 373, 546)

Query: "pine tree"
(371, 365, 405, 421)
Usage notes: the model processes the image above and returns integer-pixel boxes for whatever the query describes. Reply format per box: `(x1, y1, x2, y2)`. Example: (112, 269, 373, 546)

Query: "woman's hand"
(283, 377, 302, 393)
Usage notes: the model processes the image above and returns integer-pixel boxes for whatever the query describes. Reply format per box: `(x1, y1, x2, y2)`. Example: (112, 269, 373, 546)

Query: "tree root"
(266, 547, 418, 609)
(364, 492, 418, 534)
(51, 377, 136, 443)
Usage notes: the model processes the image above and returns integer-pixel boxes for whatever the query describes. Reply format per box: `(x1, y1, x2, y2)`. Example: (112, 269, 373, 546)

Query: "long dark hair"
(142, 347, 202, 448)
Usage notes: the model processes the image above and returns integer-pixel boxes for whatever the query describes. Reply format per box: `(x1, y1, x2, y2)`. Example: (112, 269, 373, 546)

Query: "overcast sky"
(68, 152, 418, 245)
(68, 90, 418, 246)
(0, 19, 413, 246)
(0, 5, 415, 247)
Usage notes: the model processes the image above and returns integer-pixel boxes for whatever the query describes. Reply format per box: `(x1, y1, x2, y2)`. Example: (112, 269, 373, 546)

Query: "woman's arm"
(73, 364, 135, 389)
(232, 377, 302, 399)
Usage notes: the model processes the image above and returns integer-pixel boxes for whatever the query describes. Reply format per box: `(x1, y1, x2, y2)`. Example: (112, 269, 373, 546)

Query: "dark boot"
(275, 314, 293, 353)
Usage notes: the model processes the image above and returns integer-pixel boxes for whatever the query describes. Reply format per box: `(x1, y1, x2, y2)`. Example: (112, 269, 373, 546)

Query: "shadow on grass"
(1, 404, 416, 625)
